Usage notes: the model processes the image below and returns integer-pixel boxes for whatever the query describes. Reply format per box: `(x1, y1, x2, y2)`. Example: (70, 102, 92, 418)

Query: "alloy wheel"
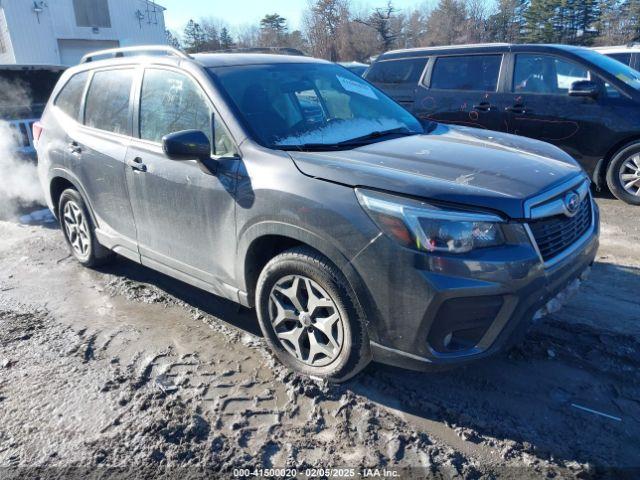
(619, 154, 640, 196)
(62, 200, 91, 258)
(268, 274, 344, 367)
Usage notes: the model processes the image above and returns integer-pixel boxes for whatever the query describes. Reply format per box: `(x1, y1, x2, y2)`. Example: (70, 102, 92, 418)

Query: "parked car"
(338, 61, 369, 77)
(593, 45, 640, 69)
(36, 46, 598, 381)
(0, 64, 65, 161)
(365, 43, 640, 204)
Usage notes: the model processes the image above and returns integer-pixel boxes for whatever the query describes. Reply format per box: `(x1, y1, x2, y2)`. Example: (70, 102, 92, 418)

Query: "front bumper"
(351, 199, 600, 371)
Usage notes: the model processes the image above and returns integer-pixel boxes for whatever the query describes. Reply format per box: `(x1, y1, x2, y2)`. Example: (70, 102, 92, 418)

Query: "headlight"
(356, 188, 505, 253)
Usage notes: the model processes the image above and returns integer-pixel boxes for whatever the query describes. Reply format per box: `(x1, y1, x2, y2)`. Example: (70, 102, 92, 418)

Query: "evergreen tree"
(183, 19, 206, 53)
(219, 27, 235, 49)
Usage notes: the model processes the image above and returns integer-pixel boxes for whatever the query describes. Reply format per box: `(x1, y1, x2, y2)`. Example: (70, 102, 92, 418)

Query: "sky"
(158, 0, 431, 34)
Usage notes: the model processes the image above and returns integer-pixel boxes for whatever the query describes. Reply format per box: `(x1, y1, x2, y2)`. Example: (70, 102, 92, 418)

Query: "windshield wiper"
(277, 127, 421, 152)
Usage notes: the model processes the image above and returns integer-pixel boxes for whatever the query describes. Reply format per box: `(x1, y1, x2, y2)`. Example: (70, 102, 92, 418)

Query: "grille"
(529, 196, 592, 262)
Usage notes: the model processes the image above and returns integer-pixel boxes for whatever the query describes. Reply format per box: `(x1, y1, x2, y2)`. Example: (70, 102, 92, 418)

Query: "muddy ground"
(0, 193, 638, 479)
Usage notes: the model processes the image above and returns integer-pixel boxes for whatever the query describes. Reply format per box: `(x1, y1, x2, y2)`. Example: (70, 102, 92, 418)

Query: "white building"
(0, 0, 167, 65)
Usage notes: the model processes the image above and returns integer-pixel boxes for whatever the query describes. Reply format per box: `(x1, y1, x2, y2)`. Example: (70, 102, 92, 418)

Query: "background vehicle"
(594, 44, 640, 69)
(36, 46, 597, 381)
(338, 61, 369, 76)
(0, 64, 65, 161)
(365, 44, 640, 204)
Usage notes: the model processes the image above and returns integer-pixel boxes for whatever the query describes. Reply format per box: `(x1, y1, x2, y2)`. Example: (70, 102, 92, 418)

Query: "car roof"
(377, 43, 590, 61)
(594, 45, 640, 53)
(191, 53, 330, 68)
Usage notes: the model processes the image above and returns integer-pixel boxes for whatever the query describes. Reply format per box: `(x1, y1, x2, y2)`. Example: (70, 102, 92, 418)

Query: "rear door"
(71, 67, 138, 259)
(124, 67, 240, 293)
(365, 57, 428, 111)
(413, 53, 508, 132)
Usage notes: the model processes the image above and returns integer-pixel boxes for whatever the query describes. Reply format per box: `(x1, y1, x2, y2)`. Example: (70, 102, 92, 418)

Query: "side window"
(513, 54, 589, 94)
(54, 71, 88, 120)
(430, 55, 502, 91)
(366, 58, 427, 85)
(607, 52, 632, 66)
(140, 69, 235, 156)
(84, 69, 134, 135)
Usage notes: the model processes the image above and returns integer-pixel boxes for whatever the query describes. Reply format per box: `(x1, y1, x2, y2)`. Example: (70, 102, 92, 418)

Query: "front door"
(124, 67, 240, 292)
(504, 53, 607, 165)
(413, 54, 508, 132)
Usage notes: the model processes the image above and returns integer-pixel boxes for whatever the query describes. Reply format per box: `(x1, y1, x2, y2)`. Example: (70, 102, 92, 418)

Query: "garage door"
(58, 39, 119, 66)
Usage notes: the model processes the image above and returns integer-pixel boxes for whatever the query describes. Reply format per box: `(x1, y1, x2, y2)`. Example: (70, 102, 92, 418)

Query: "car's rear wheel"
(255, 247, 371, 382)
(59, 188, 114, 267)
(606, 142, 640, 205)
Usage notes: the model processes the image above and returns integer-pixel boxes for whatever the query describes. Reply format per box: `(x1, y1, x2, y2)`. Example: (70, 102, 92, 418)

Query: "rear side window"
(607, 52, 632, 66)
(430, 55, 502, 91)
(55, 71, 88, 120)
(84, 69, 134, 135)
(366, 58, 427, 85)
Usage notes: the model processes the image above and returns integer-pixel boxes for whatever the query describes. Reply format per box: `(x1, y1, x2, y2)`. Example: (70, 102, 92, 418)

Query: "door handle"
(68, 141, 82, 155)
(472, 102, 494, 112)
(505, 104, 528, 114)
(126, 157, 147, 172)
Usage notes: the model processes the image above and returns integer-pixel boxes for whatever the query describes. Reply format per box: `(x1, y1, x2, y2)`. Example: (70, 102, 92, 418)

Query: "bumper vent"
(528, 196, 592, 262)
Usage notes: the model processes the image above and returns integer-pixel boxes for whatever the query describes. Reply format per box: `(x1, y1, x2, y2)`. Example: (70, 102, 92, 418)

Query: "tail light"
(32, 121, 43, 143)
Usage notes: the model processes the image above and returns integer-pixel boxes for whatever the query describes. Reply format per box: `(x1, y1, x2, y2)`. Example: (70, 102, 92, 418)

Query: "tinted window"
(513, 54, 589, 94)
(84, 69, 133, 135)
(607, 52, 632, 66)
(139, 69, 215, 145)
(431, 55, 502, 91)
(366, 58, 427, 84)
(54, 71, 88, 121)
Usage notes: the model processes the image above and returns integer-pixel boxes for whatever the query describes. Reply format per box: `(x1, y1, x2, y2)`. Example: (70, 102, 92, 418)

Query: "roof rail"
(80, 45, 189, 64)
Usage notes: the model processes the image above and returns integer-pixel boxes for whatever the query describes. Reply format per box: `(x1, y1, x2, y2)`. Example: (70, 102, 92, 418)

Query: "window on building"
(366, 58, 427, 85)
(54, 71, 89, 121)
(73, 0, 111, 28)
(139, 69, 236, 156)
(84, 69, 133, 135)
(430, 55, 502, 91)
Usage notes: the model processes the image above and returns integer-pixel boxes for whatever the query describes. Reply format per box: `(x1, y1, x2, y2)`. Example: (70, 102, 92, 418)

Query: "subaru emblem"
(564, 192, 580, 216)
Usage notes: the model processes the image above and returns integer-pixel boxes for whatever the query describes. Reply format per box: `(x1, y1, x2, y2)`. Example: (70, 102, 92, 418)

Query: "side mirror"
(162, 130, 211, 161)
(569, 80, 599, 98)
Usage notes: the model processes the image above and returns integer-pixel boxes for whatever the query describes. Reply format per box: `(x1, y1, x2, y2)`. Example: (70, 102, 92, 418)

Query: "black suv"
(366, 43, 640, 204)
(36, 46, 598, 381)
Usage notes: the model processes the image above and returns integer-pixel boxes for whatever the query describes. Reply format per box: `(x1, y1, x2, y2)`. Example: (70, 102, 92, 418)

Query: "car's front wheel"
(606, 142, 640, 205)
(255, 247, 370, 382)
(59, 188, 114, 267)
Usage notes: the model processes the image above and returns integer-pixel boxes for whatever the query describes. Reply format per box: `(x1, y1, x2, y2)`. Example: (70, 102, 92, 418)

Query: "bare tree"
(355, 1, 399, 51)
(422, 0, 469, 45)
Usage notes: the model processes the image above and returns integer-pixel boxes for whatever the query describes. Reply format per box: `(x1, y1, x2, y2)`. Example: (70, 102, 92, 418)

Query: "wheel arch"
(597, 135, 640, 188)
(48, 169, 98, 227)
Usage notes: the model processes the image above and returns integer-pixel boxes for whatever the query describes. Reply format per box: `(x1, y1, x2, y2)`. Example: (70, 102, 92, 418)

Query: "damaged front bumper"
(350, 200, 600, 371)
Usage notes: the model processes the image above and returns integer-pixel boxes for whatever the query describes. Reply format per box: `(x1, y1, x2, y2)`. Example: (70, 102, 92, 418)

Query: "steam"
(0, 120, 45, 221)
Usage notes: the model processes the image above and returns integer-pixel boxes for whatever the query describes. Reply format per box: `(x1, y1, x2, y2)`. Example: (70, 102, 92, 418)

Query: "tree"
(182, 19, 206, 53)
(165, 29, 181, 49)
(219, 27, 235, 49)
(355, 1, 399, 51)
(260, 13, 288, 34)
(304, 0, 345, 60)
(487, 0, 527, 42)
(200, 17, 222, 51)
(422, 0, 469, 45)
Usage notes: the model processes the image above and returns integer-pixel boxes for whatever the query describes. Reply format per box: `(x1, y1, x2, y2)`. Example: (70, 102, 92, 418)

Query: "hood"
(287, 124, 585, 219)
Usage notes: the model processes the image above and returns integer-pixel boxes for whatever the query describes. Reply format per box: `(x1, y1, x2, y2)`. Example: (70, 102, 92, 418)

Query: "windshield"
(208, 63, 423, 150)
(576, 49, 640, 91)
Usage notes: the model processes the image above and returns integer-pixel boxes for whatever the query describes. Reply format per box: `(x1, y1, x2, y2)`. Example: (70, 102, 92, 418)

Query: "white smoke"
(0, 120, 45, 221)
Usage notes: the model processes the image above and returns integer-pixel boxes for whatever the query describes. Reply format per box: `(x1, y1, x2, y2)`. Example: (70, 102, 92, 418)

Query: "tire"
(255, 247, 371, 382)
(606, 142, 640, 205)
(58, 188, 114, 267)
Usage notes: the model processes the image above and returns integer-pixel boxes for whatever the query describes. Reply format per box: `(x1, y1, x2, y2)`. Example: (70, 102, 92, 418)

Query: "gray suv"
(36, 46, 599, 381)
